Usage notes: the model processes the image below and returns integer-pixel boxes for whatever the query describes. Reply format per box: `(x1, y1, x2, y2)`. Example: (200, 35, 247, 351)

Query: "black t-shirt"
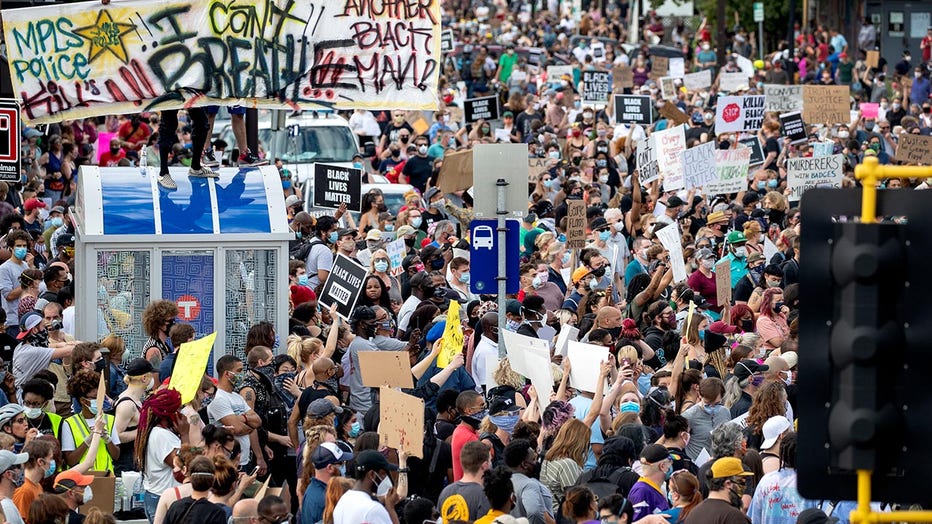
(381, 122, 414, 145)
(297, 383, 339, 420)
(407, 437, 453, 503)
(762, 136, 780, 171)
(514, 110, 542, 140)
(164, 497, 228, 524)
(421, 207, 448, 233)
(682, 498, 751, 523)
(732, 276, 756, 304)
(402, 155, 435, 192)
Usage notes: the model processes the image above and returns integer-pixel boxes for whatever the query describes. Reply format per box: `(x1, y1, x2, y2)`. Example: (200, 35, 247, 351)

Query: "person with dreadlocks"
(136, 387, 192, 522)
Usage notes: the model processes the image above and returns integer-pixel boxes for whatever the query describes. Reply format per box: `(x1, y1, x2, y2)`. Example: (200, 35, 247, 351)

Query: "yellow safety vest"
(64, 414, 114, 473)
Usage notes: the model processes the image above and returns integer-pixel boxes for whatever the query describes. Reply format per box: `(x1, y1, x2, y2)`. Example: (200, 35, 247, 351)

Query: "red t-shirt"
(451, 422, 478, 481)
(118, 120, 151, 150)
(100, 150, 126, 167)
(923, 36, 932, 62)
(687, 269, 718, 308)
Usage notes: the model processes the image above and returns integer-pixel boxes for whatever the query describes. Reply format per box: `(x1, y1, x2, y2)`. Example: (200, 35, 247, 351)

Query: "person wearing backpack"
(573, 435, 640, 501)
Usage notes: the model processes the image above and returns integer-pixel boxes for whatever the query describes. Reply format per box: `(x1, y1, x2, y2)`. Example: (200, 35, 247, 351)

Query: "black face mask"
(404, 237, 416, 248)
(421, 285, 436, 298)
(741, 319, 754, 332)
(400, 136, 410, 144)
(607, 326, 621, 340)
(94, 358, 106, 373)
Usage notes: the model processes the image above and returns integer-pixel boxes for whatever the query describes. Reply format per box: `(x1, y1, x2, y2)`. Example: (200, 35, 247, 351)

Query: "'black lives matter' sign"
(464, 96, 500, 123)
(313, 163, 362, 212)
(582, 71, 611, 106)
(613, 95, 653, 126)
(319, 254, 369, 320)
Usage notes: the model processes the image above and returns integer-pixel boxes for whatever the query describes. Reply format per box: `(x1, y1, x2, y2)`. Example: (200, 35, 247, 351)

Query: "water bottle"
(139, 147, 147, 176)
(114, 476, 124, 513)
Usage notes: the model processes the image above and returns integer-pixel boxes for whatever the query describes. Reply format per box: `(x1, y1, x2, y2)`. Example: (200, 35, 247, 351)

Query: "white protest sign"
(735, 54, 755, 76)
(787, 154, 844, 201)
(669, 57, 686, 78)
(682, 141, 717, 189)
(708, 148, 751, 195)
(485, 353, 500, 389)
(636, 136, 660, 185)
(764, 85, 804, 113)
(683, 70, 712, 91)
(503, 330, 553, 397)
(547, 65, 575, 83)
(524, 349, 556, 399)
(566, 341, 608, 393)
(654, 124, 687, 191)
(386, 239, 406, 276)
(811, 142, 835, 157)
(763, 237, 778, 263)
(555, 325, 579, 358)
(656, 223, 688, 282)
(719, 72, 750, 93)
(715, 96, 765, 134)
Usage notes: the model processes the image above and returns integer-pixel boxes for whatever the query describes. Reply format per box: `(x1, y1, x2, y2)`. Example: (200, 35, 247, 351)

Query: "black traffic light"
(798, 188, 932, 503)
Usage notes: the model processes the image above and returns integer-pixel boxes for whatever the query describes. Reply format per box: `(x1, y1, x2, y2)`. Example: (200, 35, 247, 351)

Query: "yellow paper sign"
(436, 301, 464, 368)
(95, 372, 106, 423)
(168, 332, 217, 404)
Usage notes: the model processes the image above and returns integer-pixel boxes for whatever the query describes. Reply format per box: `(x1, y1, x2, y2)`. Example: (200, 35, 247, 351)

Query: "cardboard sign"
(715, 259, 732, 306)
(708, 148, 751, 195)
(786, 154, 844, 201)
(168, 333, 218, 404)
(655, 124, 687, 191)
(802, 85, 850, 125)
(895, 133, 932, 165)
(566, 199, 587, 249)
(779, 111, 808, 144)
(866, 50, 880, 69)
(613, 95, 653, 126)
(440, 29, 454, 53)
(528, 157, 551, 183)
(358, 351, 413, 389)
(379, 387, 425, 458)
(613, 66, 634, 89)
(683, 70, 712, 91)
(547, 65, 575, 83)
(566, 341, 608, 393)
(715, 96, 765, 134)
(464, 96, 500, 123)
(738, 137, 765, 166)
(652, 56, 669, 77)
(437, 148, 474, 193)
(656, 224, 688, 282)
(682, 141, 717, 189)
(636, 136, 660, 184)
(764, 85, 804, 113)
(319, 254, 369, 320)
(719, 72, 750, 93)
(660, 103, 690, 126)
(582, 70, 611, 106)
(313, 164, 362, 212)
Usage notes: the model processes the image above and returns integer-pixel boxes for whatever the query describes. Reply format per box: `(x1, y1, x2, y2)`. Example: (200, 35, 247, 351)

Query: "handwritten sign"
(613, 65, 634, 89)
(682, 141, 717, 189)
(866, 50, 879, 69)
(786, 154, 844, 201)
(708, 148, 751, 195)
(660, 103, 690, 126)
(437, 300, 464, 367)
(359, 351, 413, 389)
(581, 70, 611, 106)
(779, 111, 807, 144)
(651, 56, 669, 77)
(895, 133, 932, 165)
(719, 72, 750, 93)
(613, 95, 652, 126)
(764, 85, 804, 113)
(715, 259, 732, 306)
(528, 157, 550, 183)
(636, 136, 660, 185)
(656, 223, 687, 282)
(168, 332, 217, 404)
(811, 141, 835, 157)
(379, 387, 424, 458)
(566, 200, 587, 249)
(1, 0, 442, 123)
(683, 70, 712, 91)
(715, 96, 765, 134)
(659, 76, 677, 100)
(655, 124, 686, 191)
(802, 85, 850, 124)
(386, 238, 405, 276)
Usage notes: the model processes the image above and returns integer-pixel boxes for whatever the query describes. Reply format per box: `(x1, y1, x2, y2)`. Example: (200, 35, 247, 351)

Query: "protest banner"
(437, 300, 464, 367)
(386, 238, 405, 276)
(319, 254, 368, 320)
(786, 154, 844, 201)
(379, 388, 424, 458)
(866, 50, 880, 69)
(440, 29, 454, 54)
(660, 103, 690, 126)
(811, 141, 835, 157)
(802, 85, 850, 124)
(719, 72, 750, 93)
(554, 326, 579, 358)
(528, 157, 551, 184)
(566, 200, 587, 249)
(566, 341, 608, 393)
(683, 70, 712, 91)
(0, 0, 441, 123)
(652, 56, 669, 77)
(168, 333, 217, 404)
(895, 133, 932, 165)
(738, 137, 765, 166)
(715, 96, 765, 134)
(613, 65, 634, 89)
(582, 70, 611, 106)
(735, 54, 755, 76)
(656, 224, 688, 282)
(669, 57, 686, 78)
(708, 148, 751, 195)
(659, 77, 677, 100)
(655, 124, 686, 191)
(464, 96, 500, 123)
(358, 351, 413, 389)
(715, 259, 732, 305)
(547, 65, 575, 83)
(764, 85, 804, 113)
(437, 148, 474, 193)
(682, 141, 717, 189)
(613, 95, 652, 126)
(313, 164, 362, 212)
(636, 136, 660, 185)
(779, 112, 808, 144)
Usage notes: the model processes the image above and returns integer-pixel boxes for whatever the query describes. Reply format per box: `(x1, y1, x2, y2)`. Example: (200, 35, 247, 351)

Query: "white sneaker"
(188, 166, 220, 178)
(158, 174, 177, 190)
(202, 149, 220, 167)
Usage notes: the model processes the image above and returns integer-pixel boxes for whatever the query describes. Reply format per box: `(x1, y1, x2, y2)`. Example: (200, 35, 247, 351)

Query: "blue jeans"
(144, 491, 161, 523)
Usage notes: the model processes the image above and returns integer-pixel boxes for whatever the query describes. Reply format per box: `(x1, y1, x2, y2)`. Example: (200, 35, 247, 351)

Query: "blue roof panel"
(158, 175, 215, 234)
(100, 170, 156, 235)
(217, 169, 271, 234)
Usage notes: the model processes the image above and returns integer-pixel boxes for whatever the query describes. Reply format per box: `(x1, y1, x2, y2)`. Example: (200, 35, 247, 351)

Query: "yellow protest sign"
(168, 332, 217, 404)
(95, 372, 106, 423)
(436, 301, 464, 368)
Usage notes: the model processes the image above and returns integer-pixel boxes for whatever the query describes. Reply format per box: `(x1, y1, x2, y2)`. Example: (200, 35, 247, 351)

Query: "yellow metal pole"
(854, 157, 932, 223)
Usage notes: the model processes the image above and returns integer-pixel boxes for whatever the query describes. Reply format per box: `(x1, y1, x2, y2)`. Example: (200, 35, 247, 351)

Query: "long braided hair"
(134, 388, 182, 473)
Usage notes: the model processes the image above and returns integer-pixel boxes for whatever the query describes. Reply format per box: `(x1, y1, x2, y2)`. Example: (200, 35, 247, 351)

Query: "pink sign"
(861, 103, 879, 120)
(95, 132, 116, 164)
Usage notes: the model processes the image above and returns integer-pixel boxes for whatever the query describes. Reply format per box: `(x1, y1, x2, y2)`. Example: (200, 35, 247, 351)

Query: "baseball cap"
(356, 449, 399, 473)
(666, 195, 686, 208)
(503, 111, 514, 118)
(285, 195, 301, 208)
(17, 311, 43, 339)
(424, 187, 441, 201)
(312, 441, 354, 469)
(396, 225, 416, 238)
(747, 252, 764, 265)
(505, 299, 522, 316)
(696, 248, 716, 260)
(571, 267, 591, 284)
(0, 404, 24, 428)
(709, 457, 754, 479)
(760, 416, 792, 450)
(726, 231, 747, 244)
(365, 229, 382, 241)
(780, 351, 798, 369)
(49, 206, 66, 215)
(0, 450, 27, 474)
(797, 508, 839, 524)
(734, 360, 769, 382)
(308, 398, 343, 418)
(55, 233, 76, 249)
(54, 469, 95, 493)
(337, 228, 355, 239)
(640, 444, 670, 464)
(23, 198, 46, 212)
(709, 320, 740, 335)
(490, 396, 521, 414)
(125, 358, 155, 376)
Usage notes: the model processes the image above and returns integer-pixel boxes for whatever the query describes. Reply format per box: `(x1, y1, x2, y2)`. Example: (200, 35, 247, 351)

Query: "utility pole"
(716, 0, 727, 68)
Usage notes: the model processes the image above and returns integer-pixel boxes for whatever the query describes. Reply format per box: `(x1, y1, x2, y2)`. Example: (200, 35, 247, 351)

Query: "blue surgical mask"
(273, 334, 280, 350)
(558, 234, 566, 242)
(295, 230, 302, 239)
(768, 179, 778, 188)
(374, 261, 389, 273)
(385, 224, 395, 232)
(757, 181, 766, 190)
(13, 247, 26, 260)
(620, 401, 640, 413)
(562, 252, 571, 265)
(88, 400, 99, 416)
(328, 231, 339, 243)
(338, 463, 347, 476)
(543, 179, 553, 189)
(598, 230, 611, 242)
(44, 459, 56, 478)
(353, 162, 363, 169)
(459, 272, 470, 283)
(282, 180, 292, 189)
(47, 217, 63, 229)
(698, 329, 706, 341)
(489, 413, 520, 434)
(298, 274, 309, 286)
(349, 421, 362, 438)
(411, 217, 423, 228)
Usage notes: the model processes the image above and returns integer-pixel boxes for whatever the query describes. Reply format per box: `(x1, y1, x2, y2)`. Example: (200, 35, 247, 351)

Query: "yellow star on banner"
(73, 10, 136, 64)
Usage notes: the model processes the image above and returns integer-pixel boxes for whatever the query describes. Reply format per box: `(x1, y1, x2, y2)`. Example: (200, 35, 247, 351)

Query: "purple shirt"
(629, 478, 670, 521)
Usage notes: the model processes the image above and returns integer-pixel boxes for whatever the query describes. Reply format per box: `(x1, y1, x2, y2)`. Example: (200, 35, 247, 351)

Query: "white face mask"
(734, 246, 747, 258)
(375, 472, 392, 497)
(147, 377, 155, 391)
(701, 259, 715, 270)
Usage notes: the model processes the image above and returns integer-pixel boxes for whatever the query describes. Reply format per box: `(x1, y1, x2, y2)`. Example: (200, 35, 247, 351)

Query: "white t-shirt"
(333, 489, 392, 524)
(207, 388, 251, 466)
(142, 426, 181, 495)
(1, 497, 24, 524)
(60, 415, 120, 451)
